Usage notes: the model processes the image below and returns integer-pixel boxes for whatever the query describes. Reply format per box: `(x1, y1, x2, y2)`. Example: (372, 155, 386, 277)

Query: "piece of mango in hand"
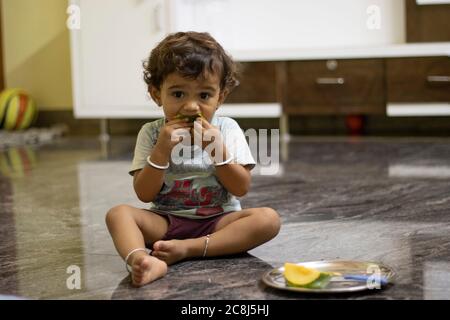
(283, 263, 332, 289)
(174, 113, 204, 123)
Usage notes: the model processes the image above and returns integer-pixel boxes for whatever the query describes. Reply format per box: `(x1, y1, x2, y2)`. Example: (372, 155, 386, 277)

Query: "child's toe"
(132, 274, 142, 282)
(140, 258, 152, 271)
(153, 251, 168, 259)
(154, 240, 170, 252)
(132, 273, 142, 284)
(132, 265, 143, 275)
(152, 241, 162, 251)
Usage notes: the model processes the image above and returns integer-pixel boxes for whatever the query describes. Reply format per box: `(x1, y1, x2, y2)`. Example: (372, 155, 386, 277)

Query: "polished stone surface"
(1, 136, 450, 300)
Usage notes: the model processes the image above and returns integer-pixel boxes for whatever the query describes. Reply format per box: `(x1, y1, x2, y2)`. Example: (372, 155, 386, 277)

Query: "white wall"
(171, 0, 406, 54)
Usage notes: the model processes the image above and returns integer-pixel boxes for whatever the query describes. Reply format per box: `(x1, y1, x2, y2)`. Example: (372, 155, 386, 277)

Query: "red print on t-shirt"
(157, 179, 225, 216)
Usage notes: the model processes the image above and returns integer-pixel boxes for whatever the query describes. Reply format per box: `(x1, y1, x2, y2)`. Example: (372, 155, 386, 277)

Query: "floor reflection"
(0, 146, 37, 178)
(423, 261, 450, 300)
(0, 143, 101, 299)
(0, 175, 19, 297)
(409, 233, 450, 300)
(389, 164, 450, 178)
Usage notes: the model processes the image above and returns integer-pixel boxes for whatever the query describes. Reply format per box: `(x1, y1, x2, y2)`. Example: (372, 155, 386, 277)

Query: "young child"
(105, 31, 280, 287)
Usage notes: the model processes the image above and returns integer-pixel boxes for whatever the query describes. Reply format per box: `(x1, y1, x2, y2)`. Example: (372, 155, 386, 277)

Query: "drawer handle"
(427, 76, 450, 83)
(316, 77, 345, 85)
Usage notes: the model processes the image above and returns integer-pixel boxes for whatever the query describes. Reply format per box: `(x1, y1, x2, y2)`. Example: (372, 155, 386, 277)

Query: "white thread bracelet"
(125, 248, 151, 273)
(147, 155, 169, 170)
(213, 156, 233, 166)
(202, 234, 211, 257)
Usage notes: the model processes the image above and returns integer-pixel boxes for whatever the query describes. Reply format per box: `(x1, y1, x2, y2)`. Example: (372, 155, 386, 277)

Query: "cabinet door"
(70, 0, 167, 118)
(387, 57, 450, 103)
(406, 0, 450, 42)
(284, 59, 385, 115)
(226, 62, 278, 103)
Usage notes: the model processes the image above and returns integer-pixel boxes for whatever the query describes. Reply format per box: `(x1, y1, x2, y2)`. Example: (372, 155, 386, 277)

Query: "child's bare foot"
(131, 253, 167, 287)
(152, 240, 189, 265)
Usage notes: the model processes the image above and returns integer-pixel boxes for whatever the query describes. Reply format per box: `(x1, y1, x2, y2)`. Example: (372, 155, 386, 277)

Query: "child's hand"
(192, 117, 224, 155)
(154, 118, 193, 156)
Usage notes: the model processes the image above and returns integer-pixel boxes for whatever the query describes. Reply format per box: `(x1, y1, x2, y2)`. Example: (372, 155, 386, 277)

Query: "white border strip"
(234, 42, 450, 62)
(74, 103, 281, 119)
(387, 103, 450, 117)
(68, 0, 83, 119)
(416, 0, 450, 5)
(216, 103, 281, 117)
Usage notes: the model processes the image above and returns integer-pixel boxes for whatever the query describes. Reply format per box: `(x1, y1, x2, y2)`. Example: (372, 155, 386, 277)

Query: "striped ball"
(0, 89, 38, 130)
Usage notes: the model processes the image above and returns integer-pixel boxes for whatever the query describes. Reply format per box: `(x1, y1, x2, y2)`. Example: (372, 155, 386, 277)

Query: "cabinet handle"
(427, 76, 450, 83)
(316, 77, 345, 85)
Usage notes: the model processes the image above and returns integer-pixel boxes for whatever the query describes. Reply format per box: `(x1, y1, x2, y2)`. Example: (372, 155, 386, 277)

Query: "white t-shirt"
(129, 115, 256, 219)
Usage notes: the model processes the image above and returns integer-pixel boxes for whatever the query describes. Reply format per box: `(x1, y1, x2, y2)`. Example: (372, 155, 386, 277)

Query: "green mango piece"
(303, 273, 332, 289)
(175, 113, 204, 123)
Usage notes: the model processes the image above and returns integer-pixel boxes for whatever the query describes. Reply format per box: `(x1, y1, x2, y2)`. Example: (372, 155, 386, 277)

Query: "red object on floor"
(345, 115, 365, 136)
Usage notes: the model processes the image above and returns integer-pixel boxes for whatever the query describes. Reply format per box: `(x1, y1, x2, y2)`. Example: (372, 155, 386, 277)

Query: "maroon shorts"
(146, 211, 233, 244)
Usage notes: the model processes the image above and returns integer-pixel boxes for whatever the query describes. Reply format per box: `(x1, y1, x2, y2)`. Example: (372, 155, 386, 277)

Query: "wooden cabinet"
(284, 59, 385, 115)
(70, 0, 168, 118)
(386, 57, 450, 102)
(221, 56, 450, 117)
(406, 0, 450, 43)
(226, 62, 278, 103)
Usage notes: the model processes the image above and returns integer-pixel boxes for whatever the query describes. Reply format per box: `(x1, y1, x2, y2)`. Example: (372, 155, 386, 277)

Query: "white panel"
(73, 103, 280, 119)
(417, 0, 450, 4)
(387, 103, 450, 116)
(172, 0, 406, 53)
(70, 0, 168, 118)
(216, 103, 281, 117)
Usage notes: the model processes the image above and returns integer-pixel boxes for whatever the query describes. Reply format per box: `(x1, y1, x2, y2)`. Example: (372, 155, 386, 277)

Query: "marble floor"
(1, 135, 450, 300)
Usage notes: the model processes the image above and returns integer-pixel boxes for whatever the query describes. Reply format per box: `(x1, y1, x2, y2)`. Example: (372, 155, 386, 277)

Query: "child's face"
(150, 72, 225, 123)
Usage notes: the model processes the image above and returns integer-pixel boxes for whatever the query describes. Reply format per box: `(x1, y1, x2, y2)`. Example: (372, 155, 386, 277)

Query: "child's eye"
(172, 91, 184, 98)
(200, 92, 210, 100)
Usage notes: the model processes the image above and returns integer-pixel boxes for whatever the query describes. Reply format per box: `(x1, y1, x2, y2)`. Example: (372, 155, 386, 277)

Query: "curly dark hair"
(143, 31, 239, 93)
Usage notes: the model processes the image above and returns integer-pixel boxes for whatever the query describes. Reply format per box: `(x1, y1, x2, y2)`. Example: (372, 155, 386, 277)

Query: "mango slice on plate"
(284, 263, 332, 289)
(284, 263, 320, 285)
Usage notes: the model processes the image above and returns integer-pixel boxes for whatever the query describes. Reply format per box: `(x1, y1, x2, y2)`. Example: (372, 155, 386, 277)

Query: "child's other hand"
(154, 118, 193, 156)
(192, 117, 224, 152)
